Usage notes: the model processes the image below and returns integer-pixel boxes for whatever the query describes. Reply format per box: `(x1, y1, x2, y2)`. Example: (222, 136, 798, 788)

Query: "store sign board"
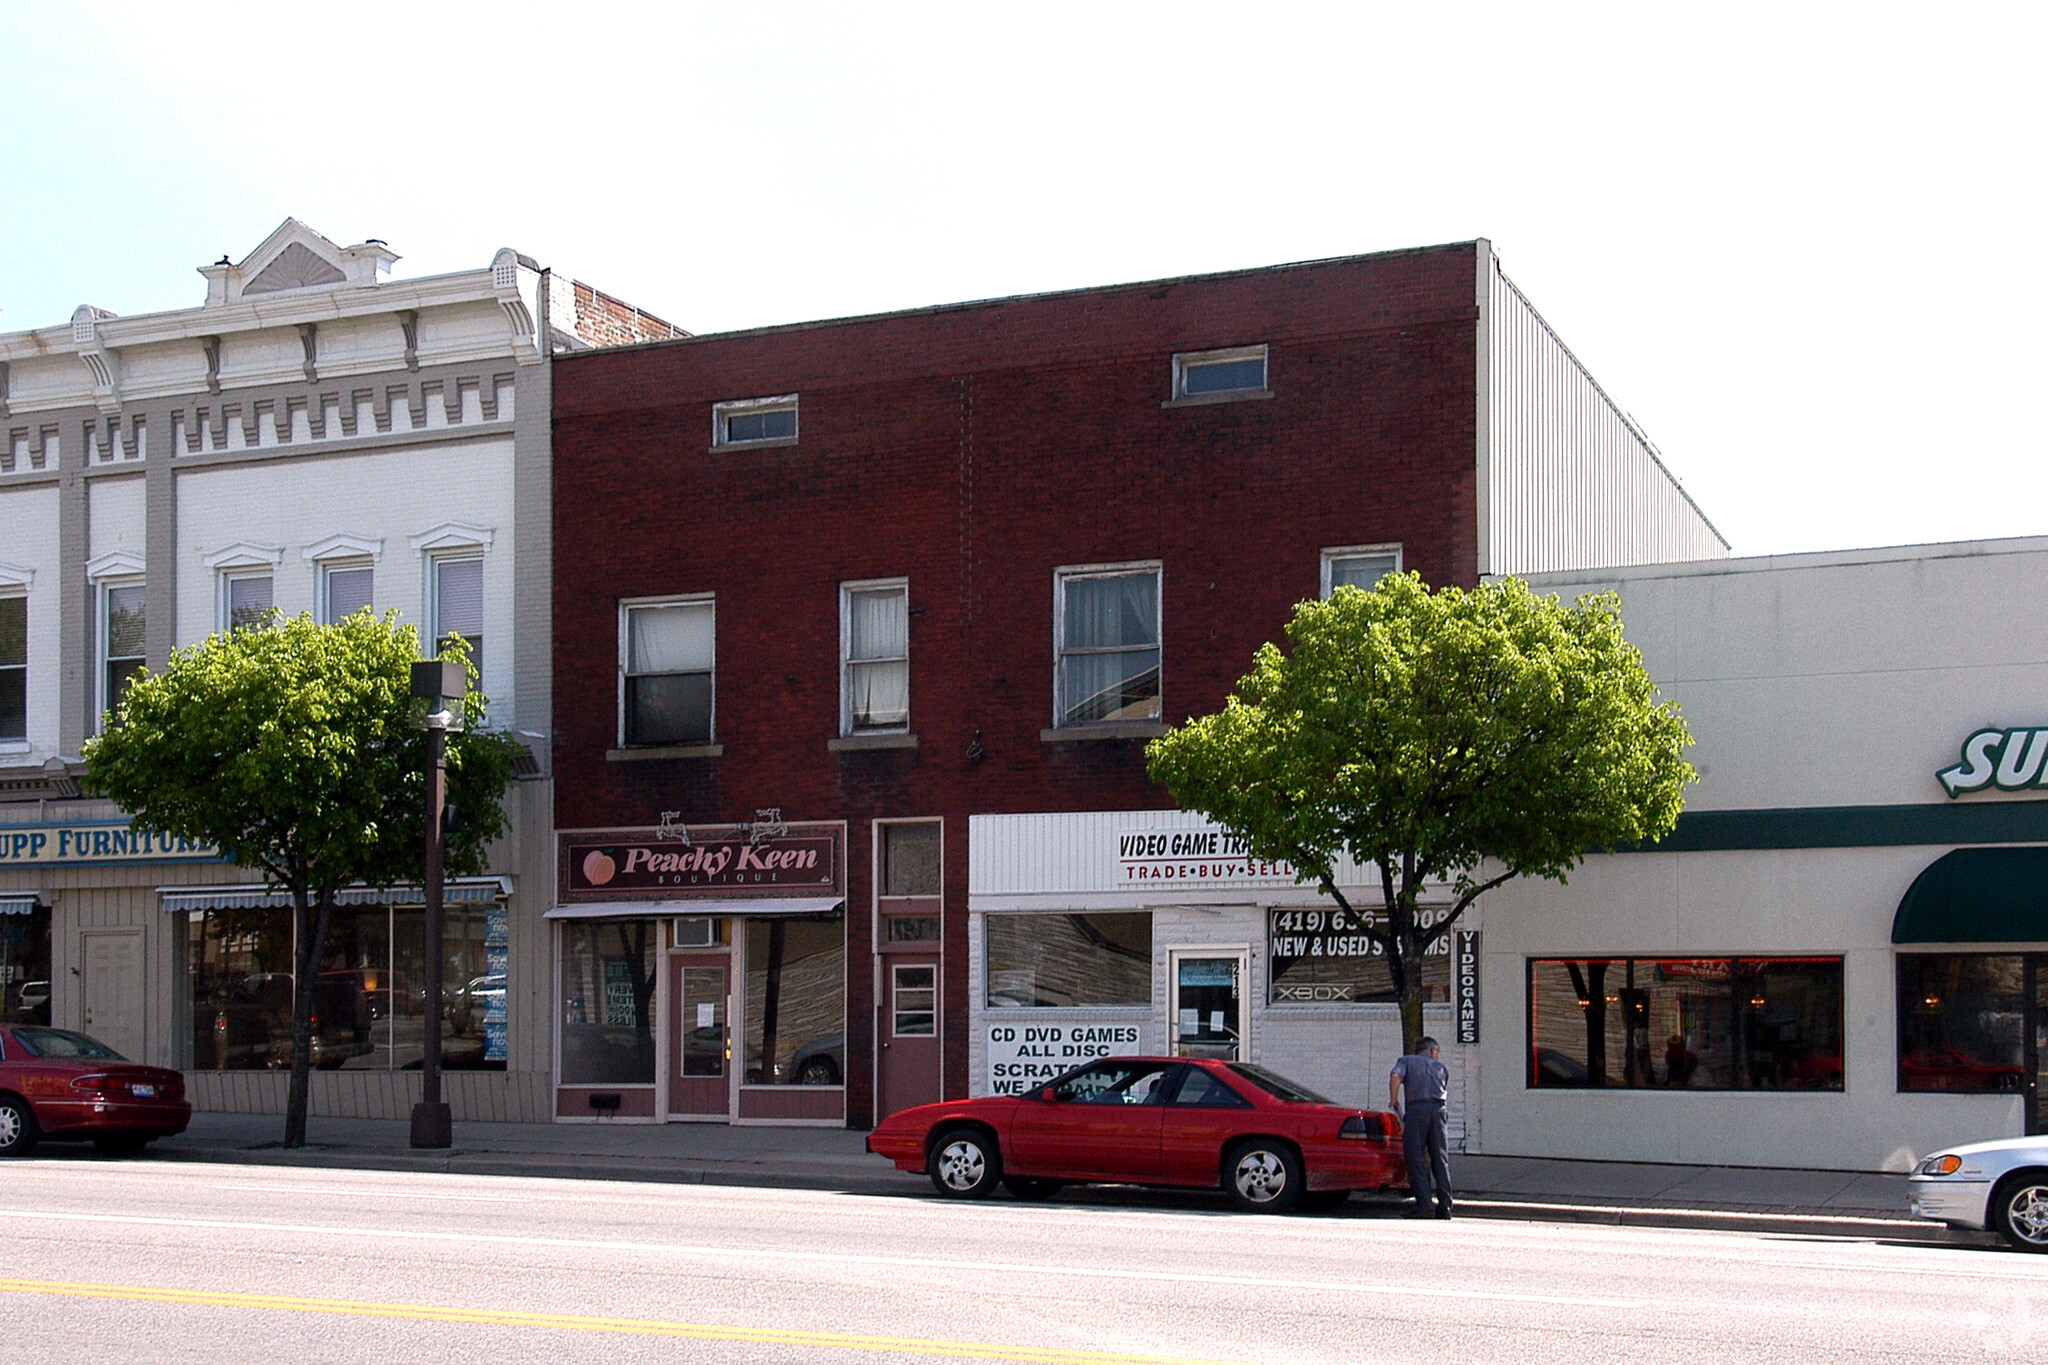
(1454, 930, 1480, 1046)
(1114, 824, 1297, 885)
(0, 820, 220, 868)
(985, 1022, 1141, 1095)
(565, 833, 838, 896)
(1939, 728, 2048, 797)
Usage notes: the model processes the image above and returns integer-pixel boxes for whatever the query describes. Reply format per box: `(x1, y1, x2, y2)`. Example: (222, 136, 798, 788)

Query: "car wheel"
(0, 1096, 38, 1158)
(93, 1134, 152, 1159)
(928, 1127, 1003, 1199)
(795, 1056, 841, 1087)
(1994, 1173, 2048, 1252)
(1002, 1176, 1064, 1202)
(1296, 1189, 1350, 1213)
(1225, 1140, 1303, 1213)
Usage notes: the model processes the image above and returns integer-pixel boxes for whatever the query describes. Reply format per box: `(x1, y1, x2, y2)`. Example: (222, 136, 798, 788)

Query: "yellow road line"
(0, 1278, 1247, 1365)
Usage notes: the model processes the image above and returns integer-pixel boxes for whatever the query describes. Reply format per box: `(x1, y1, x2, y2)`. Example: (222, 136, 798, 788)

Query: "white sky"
(2, 2, 2039, 557)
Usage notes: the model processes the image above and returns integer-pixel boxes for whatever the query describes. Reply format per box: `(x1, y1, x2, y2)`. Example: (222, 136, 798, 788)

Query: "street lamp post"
(410, 657, 465, 1150)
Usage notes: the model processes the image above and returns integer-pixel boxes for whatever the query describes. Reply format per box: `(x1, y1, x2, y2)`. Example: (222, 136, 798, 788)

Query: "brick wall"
(552, 243, 1485, 1122)
(568, 280, 688, 348)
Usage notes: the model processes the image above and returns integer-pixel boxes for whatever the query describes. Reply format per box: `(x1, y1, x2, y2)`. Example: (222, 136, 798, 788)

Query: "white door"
(1169, 949, 1248, 1060)
(81, 931, 144, 1059)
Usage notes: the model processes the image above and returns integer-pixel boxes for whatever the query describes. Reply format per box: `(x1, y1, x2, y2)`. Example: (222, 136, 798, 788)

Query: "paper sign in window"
(696, 1003, 715, 1029)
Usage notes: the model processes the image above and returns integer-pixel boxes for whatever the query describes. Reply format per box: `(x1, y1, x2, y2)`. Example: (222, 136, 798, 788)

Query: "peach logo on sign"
(581, 849, 617, 886)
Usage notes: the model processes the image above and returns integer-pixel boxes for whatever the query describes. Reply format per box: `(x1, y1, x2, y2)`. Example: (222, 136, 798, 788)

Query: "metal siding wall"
(1487, 266, 1730, 575)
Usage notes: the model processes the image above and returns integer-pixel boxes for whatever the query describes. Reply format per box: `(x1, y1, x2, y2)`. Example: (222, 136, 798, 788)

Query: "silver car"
(1909, 1135, 2048, 1251)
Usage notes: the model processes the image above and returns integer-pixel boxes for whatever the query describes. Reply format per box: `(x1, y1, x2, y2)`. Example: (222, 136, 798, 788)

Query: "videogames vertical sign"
(1454, 930, 1480, 1045)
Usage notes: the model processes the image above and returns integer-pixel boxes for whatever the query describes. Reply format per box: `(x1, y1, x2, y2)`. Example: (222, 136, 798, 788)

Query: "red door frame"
(667, 952, 731, 1120)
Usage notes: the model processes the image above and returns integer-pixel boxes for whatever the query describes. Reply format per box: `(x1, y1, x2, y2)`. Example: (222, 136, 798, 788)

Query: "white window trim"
(1052, 560, 1162, 730)
(839, 577, 909, 737)
(1320, 543, 1404, 599)
(408, 521, 496, 555)
(202, 542, 284, 573)
(712, 394, 799, 449)
(316, 558, 375, 625)
(217, 567, 276, 634)
(424, 549, 488, 662)
(95, 574, 145, 733)
(0, 560, 37, 590)
(85, 549, 145, 582)
(1169, 344, 1270, 404)
(617, 593, 716, 749)
(302, 532, 385, 565)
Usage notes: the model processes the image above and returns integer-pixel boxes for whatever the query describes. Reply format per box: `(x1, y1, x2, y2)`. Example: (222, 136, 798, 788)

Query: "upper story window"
(880, 821, 941, 898)
(225, 573, 274, 632)
(713, 395, 799, 448)
(1321, 544, 1402, 597)
(0, 593, 25, 742)
(100, 582, 146, 726)
(1172, 345, 1269, 403)
(621, 597, 714, 747)
(322, 562, 373, 623)
(842, 581, 908, 734)
(432, 556, 484, 674)
(1054, 564, 1160, 727)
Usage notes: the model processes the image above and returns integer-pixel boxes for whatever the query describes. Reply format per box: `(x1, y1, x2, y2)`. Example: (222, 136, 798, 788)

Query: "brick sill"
(1040, 722, 1169, 743)
(605, 744, 724, 761)
(827, 733, 918, 752)
(1161, 389, 1274, 409)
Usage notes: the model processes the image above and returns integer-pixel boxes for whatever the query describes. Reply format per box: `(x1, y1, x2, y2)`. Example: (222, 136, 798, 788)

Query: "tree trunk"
(283, 890, 334, 1149)
(1397, 974, 1427, 1058)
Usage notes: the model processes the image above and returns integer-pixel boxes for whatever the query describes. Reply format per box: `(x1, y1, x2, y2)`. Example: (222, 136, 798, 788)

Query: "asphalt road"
(1, 1156, 2043, 1364)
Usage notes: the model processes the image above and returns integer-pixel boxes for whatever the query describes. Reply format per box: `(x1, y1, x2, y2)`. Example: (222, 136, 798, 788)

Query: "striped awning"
(0, 895, 43, 916)
(545, 897, 844, 921)
(159, 877, 510, 913)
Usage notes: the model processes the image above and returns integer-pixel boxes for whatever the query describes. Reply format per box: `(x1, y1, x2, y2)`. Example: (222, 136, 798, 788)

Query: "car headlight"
(1916, 1154, 1963, 1176)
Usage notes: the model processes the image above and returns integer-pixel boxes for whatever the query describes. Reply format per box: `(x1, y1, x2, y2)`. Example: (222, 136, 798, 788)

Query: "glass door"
(2029, 956, 2048, 1136)
(668, 953, 731, 1119)
(1170, 950, 1246, 1060)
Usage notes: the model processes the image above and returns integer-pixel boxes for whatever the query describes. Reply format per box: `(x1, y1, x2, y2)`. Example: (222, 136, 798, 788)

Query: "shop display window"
(1266, 906, 1451, 1004)
(560, 919, 658, 1085)
(744, 913, 846, 1085)
(1527, 956, 1844, 1090)
(1, 903, 52, 1025)
(1896, 953, 2025, 1093)
(984, 912, 1151, 1008)
(188, 902, 507, 1072)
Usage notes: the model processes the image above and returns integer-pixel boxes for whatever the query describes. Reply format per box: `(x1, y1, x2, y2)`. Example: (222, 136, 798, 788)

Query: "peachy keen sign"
(565, 834, 839, 894)
(0, 820, 221, 868)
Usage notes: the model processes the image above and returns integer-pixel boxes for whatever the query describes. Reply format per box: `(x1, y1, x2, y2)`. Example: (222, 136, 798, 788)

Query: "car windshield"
(11, 1027, 125, 1061)
(1227, 1063, 1331, 1105)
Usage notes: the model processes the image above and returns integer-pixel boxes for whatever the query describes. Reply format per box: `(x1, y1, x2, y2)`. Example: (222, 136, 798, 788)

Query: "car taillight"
(70, 1073, 116, 1095)
(1339, 1113, 1387, 1140)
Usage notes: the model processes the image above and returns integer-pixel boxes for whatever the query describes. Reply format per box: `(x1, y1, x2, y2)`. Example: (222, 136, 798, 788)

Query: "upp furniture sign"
(0, 820, 220, 868)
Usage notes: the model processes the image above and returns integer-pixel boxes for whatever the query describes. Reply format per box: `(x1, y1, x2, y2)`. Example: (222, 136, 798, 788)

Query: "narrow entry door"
(877, 957, 941, 1118)
(81, 931, 144, 1059)
(668, 954, 730, 1119)
(1170, 952, 1246, 1060)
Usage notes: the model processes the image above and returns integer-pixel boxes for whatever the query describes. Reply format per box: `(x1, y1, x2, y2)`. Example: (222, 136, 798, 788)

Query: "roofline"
(1520, 533, 2048, 586)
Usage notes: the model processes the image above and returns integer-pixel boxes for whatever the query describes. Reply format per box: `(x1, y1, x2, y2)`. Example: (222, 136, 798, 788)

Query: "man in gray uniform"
(1389, 1037, 1452, 1218)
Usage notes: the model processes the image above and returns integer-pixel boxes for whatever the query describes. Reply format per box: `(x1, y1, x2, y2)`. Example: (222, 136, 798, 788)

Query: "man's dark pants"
(1403, 1099, 1452, 1212)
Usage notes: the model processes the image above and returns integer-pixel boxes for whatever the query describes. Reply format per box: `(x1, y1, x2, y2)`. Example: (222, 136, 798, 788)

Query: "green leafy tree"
(1147, 573, 1694, 1056)
(83, 612, 521, 1146)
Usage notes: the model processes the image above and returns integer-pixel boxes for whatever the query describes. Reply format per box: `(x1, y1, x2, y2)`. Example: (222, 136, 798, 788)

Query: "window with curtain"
(434, 557, 484, 674)
(623, 599, 714, 746)
(1056, 567, 1160, 726)
(1322, 546, 1401, 597)
(843, 582, 908, 732)
(323, 562, 373, 622)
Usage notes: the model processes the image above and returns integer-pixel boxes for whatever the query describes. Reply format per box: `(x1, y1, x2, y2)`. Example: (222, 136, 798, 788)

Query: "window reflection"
(560, 919, 658, 1085)
(1897, 954, 2025, 1093)
(985, 912, 1151, 1008)
(745, 914, 845, 1086)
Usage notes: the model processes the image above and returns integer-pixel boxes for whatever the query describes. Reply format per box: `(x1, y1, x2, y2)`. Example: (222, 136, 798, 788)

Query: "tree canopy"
(83, 611, 521, 1143)
(1146, 572, 1694, 1052)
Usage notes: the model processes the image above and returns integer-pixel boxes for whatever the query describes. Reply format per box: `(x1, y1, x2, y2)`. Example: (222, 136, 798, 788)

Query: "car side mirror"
(1039, 1087, 1057, 1102)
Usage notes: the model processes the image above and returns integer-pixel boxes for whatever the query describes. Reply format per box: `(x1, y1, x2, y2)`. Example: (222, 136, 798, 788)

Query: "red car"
(867, 1055, 1407, 1212)
(0, 1025, 191, 1158)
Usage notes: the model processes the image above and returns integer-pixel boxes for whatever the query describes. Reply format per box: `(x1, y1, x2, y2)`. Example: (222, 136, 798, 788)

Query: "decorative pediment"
(0, 560, 34, 589)
(302, 532, 384, 564)
(202, 542, 285, 571)
(199, 218, 400, 308)
(86, 550, 145, 581)
(408, 521, 496, 554)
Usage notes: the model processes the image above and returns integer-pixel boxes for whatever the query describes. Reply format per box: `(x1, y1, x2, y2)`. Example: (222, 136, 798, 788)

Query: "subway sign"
(1939, 728, 2048, 797)
(0, 820, 221, 868)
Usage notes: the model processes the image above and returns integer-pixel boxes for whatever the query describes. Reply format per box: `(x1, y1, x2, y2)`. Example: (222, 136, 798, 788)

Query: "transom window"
(1173, 345, 1268, 401)
(1321, 545, 1402, 597)
(842, 581, 908, 733)
(0, 594, 24, 742)
(1055, 565, 1160, 726)
(713, 395, 799, 448)
(621, 598, 714, 746)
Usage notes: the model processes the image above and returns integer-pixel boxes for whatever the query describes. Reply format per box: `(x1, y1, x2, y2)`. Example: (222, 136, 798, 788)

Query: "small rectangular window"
(713, 396, 799, 448)
(226, 574, 273, 632)
(102, 583, 145, 724)
(434, 557, 484, 674)
(892, 965, 937, 1037)
(622, 599, 714, 746)
(843, 582, 908, 733)
(1173, 345, 1268, 401)
(1321, 545, 1402, 598)
(881, 821, 941, 897)
(324, 563, 373, 622)
(0, 594, 25, 741)
(1055, 565, 1160, 726)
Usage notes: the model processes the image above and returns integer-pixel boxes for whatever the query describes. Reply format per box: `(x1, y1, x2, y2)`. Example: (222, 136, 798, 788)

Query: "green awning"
(1892, 847, 2048, 943)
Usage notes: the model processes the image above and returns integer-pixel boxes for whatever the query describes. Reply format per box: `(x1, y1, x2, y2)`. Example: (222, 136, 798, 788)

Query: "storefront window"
(189, 908, 295, 1070)
(1897, 953, 2025, 1093)
(560, 919, 658, 1085)
(984, 912, 1151, 1008)
(1266, 906, 1452, 1004)
(1527, 957, 1844, 1090)
(2, 903, 52, 1025)
(744, 913, 846, 1085)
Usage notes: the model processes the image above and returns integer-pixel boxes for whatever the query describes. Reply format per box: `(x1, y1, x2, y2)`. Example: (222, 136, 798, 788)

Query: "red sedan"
(867, 1055, 1406, 1212)
(0, 1025, 191, 1158)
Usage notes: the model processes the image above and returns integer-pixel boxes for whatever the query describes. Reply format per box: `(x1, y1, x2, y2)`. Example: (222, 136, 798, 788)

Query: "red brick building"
(548, 240, 1724, 1129)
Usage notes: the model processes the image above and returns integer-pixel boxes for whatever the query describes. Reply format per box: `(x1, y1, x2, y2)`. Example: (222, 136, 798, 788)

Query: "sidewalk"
(121, 1111, 1946, 1242)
